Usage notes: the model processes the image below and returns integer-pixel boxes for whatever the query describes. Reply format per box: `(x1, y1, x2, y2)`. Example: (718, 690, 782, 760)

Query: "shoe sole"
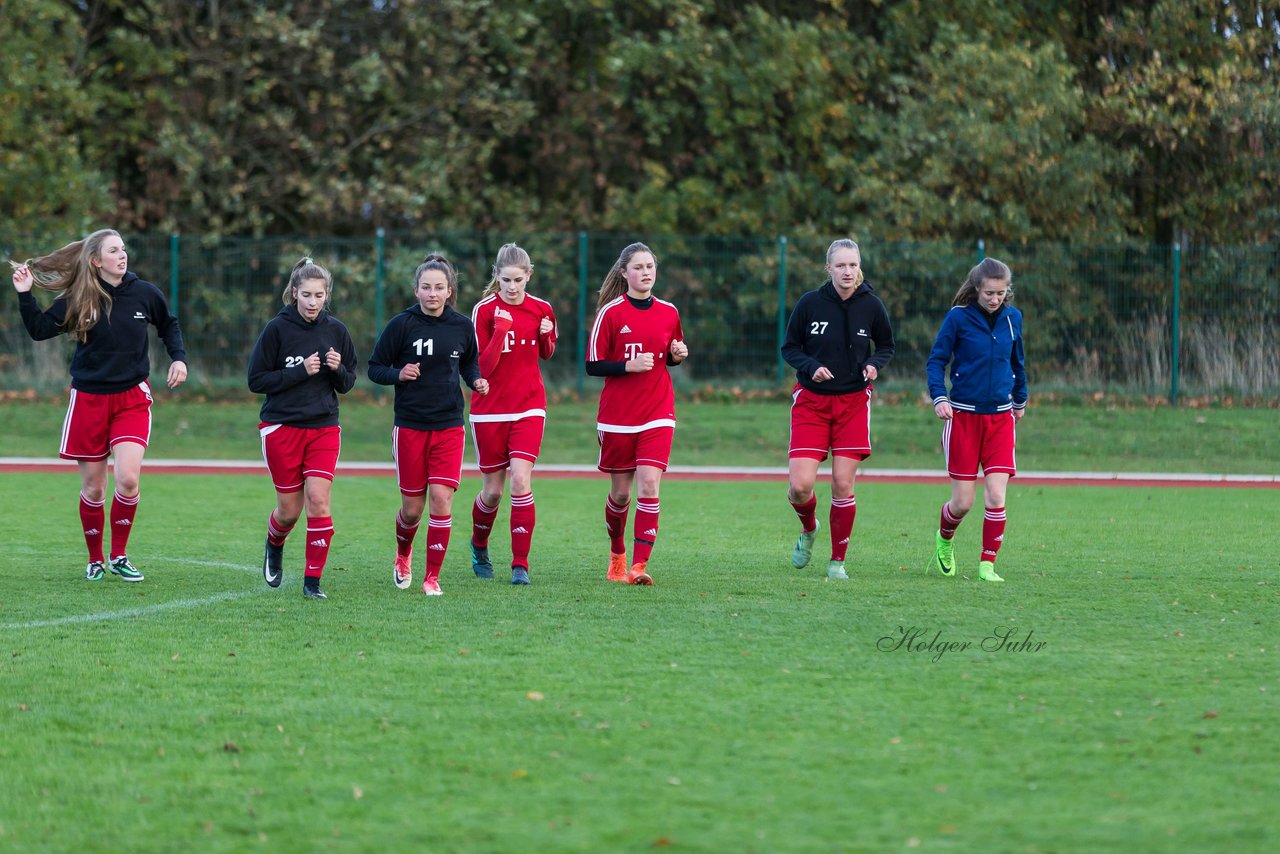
(111, 570, 144, 582)
(628, 574, 653, 585)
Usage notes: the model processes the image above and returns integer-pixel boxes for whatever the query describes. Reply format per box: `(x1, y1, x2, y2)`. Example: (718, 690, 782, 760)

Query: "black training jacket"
(367, 304, 481, 430)
(247, 305, 358, 427)
(781, 280, 896, 395)
(18, 272, 187, 393)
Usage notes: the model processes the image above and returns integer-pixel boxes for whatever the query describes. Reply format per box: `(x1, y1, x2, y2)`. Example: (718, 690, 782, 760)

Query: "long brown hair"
(596, 242, 655, 310)
(11, 228, 120, 342)
(481, 243, 533, 298)
(952, 258, 1013, 308)
(282, 256, 333, 305)
(415, 254, 458, 308)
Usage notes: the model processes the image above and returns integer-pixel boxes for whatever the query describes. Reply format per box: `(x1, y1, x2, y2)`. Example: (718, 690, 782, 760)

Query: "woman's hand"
(11, 264, 33, 294)
(167, 361, 188, 389)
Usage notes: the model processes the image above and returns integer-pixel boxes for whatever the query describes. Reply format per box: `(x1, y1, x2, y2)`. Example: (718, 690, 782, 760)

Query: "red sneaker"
(627, 562, 653, 585)
(606, 553, 629, 582)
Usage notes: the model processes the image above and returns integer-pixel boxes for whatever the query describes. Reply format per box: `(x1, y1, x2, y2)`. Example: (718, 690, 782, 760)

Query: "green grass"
(1, 395, 1278, 473)
(1, 472, 1277, 850)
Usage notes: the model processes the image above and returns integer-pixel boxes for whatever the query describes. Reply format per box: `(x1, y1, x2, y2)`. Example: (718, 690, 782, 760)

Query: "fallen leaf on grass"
(527, 692, 544, 701)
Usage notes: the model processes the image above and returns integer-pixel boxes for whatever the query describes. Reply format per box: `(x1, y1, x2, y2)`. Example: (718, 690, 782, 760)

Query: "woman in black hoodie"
(247, 257, 358, 600)
(368, 254, 488, 597)
(12, 228, 187, 583)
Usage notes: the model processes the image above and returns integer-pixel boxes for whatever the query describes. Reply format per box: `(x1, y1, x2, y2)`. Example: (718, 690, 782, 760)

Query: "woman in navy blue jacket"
(925, 257, 1027, 582)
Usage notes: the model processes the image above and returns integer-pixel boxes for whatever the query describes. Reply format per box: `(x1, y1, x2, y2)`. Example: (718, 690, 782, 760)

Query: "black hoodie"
(247, 305, 358, 427)
(781, 280, 896, 395)
(367, 304, 481, 430)
(18, 271, 186, 394)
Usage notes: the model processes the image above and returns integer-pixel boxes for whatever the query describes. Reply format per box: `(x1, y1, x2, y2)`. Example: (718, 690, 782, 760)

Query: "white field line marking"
(0, 556, 261, 631)
(2, 591, 255, 630)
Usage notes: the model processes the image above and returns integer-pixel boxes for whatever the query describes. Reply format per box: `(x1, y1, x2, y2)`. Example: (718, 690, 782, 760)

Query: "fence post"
(977, 238, 985, 263)
(776, 235, 788, 385)
(577, 231, 588, 396)
(1170, 241, 1181, 406)
(168, 233, 180, 316)
(375, 228, 386, 337)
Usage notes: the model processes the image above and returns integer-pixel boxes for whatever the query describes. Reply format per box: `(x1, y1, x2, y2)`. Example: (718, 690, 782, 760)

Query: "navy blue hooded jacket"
(367, 304, 481, 431)
(926, 302, 1027, 414)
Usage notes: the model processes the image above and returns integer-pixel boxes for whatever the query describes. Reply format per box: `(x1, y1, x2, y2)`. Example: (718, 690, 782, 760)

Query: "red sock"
(425, 514, 451, 582)
(982, 507, 1007, 564)
(304, 515, 333, 580)
(790, 493, 818, 534)
(267, 511, 295, 547)
(632, 499, 660, 564)
(471, 494, 499, 548)
(829, 495, 857, 562)
(605, 496, 630, 555)
(80, 492, 105, 564)
(395, 510, 419, 558)
(939, 500, 963, 539)
(510, 492, 535, 569)
(109, 490, 140, 559)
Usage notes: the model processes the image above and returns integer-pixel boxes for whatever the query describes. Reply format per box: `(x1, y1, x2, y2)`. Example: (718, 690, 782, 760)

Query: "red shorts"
(597, 427, 674, 473)
(942, 411, 1017, 480)
(470, 417, 545, 473)
(260, 423, 342, 492)
(788, 386, 872, 462)
(394, 426, 465, 494)
(60, 383, 153, 461)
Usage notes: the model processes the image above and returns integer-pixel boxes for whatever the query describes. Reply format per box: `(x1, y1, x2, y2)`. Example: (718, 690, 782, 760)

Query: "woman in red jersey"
(585, 242, 688, 585)
(467, 243, 557, 585)
(12, 229, 187, 583)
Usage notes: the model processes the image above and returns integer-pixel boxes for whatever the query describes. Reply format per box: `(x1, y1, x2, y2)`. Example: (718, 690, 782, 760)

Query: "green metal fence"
(3, 232, 1278, 400)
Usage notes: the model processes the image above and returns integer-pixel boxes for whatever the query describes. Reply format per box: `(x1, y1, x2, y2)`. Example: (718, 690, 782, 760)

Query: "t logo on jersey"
(502, 330, 516, 353)
(624, 342, 644, 360)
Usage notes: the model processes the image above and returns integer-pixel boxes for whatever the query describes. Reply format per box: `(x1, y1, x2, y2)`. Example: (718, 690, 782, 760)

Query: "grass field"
(1, 466, 1277, 851)
(1, 394, 1278, 473)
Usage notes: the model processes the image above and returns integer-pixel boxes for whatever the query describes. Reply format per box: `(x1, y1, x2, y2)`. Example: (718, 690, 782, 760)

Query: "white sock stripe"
(112, 491, 140, 505)
(428, 516, 453, 528)
(306, 524, 335, 533)
(636, 500, 660, 512)
(474, 495, 499, 513)
(79, 492, 105, 508)
(831, 497, 857, 508)
(984, 509, 1007, 520)
(511, 493, 535, 506)
(606, 497, 630, 514)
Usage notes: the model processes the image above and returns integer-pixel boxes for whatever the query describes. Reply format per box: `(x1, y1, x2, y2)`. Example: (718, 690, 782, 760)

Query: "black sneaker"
(109, 555, 144, 582)
(303, 582, 327, 600)
(263, 537, 284, 588)
(471, 541, 494, 578)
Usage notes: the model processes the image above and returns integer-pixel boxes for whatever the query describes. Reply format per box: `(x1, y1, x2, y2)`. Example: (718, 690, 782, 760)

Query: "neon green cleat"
(929, 531, 956, 577)
(978, 561, 1004, 582)
(791, 522, 819, 569)
(827, 560, 848, 580)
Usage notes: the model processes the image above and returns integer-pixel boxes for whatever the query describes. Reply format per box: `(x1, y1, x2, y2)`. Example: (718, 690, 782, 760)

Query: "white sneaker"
(394, 553, 412, 590)
(827, 560, 848, 580)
